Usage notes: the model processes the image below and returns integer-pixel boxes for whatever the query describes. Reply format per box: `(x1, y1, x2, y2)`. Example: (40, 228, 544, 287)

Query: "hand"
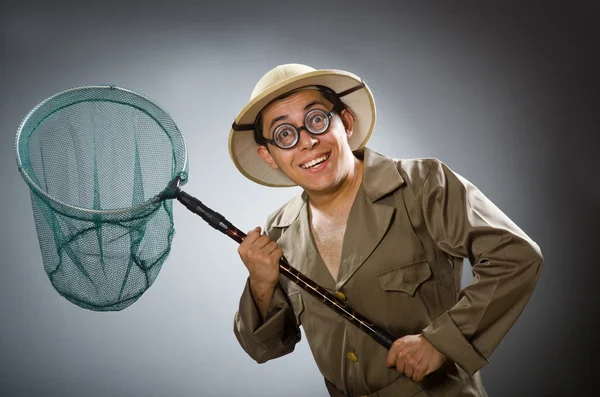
(238, 227, 282, 287)
(238, 227, 283, 318)
(385, 334, 447, 382)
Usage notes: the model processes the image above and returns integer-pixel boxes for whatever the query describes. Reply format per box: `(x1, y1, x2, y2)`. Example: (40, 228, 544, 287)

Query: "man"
(228, 63, 543, 397)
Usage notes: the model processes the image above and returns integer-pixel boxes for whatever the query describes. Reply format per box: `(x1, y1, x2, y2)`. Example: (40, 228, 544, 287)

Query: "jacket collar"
(357, 147, 405, 202)
(271, 147, 405, 228)
(270, 147, 406, 289)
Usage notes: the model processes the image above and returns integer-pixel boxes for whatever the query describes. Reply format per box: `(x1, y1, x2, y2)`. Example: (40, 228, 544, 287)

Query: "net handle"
(174, 187, 397, 350)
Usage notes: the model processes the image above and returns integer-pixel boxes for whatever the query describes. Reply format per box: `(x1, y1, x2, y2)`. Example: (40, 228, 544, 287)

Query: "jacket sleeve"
(419, 159, 544, 376)
(233, 278, 302, 363)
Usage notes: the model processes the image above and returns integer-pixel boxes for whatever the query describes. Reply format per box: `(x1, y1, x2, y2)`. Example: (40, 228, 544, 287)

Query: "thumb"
(247, 226, 261, 234)
(242, 226, 262, 243)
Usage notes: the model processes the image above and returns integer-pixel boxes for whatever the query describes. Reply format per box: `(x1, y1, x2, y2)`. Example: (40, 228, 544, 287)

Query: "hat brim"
(228, 69, 375, 187)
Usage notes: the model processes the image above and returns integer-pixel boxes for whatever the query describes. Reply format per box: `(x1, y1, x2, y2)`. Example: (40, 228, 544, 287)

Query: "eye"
(274, 125, 298, 147)
(306, 109, 328, 133)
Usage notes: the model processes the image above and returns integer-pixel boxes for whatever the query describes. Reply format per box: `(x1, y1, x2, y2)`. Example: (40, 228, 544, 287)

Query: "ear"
(257, 145, 279, 169)
(340, 109, 355, 138)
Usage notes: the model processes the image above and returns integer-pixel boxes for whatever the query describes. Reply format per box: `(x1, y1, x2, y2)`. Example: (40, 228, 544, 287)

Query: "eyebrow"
(267, 100, 328, 131)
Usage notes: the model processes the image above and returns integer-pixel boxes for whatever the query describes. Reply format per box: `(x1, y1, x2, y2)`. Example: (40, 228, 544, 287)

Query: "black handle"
(175, 189, 397, 350)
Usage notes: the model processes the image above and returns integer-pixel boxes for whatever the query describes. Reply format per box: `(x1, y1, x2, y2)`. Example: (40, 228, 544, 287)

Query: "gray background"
(1, 1, 597, 396)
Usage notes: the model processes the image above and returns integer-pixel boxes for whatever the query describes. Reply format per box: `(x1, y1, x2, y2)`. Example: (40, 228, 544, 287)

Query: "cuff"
(237, 278, 290, 343)
(421, 311, 488, 376)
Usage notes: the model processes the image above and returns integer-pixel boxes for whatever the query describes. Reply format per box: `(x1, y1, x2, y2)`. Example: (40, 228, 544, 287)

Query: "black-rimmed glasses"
(262, 105, 341, 150)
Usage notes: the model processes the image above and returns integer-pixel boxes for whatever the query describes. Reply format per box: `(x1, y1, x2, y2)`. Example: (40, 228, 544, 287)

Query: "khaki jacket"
(234, 147, 543, 397)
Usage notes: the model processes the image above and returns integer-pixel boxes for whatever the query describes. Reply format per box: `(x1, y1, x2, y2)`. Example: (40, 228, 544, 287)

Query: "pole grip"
(175, 189, 398, 350)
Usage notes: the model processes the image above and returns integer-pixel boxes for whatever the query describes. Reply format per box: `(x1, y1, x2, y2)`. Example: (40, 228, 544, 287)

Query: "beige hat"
(228, 63, 376, 187)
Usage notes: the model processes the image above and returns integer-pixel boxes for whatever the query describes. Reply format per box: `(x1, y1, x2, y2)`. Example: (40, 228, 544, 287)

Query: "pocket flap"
(378, 260, 432, 296)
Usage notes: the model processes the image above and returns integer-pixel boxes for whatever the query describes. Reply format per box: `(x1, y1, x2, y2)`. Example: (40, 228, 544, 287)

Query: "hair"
(253, 86, 350, 147)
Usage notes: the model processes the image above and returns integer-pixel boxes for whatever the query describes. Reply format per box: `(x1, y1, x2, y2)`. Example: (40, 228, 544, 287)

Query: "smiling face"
(256, 89, 358, 195)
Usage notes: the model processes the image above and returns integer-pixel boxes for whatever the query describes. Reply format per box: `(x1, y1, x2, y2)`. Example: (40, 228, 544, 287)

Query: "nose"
(297, 129, 319, 151)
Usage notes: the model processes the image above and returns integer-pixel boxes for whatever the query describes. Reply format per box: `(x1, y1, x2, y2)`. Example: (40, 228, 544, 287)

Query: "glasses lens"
(305, 109, 329, 134)
(273, 125, 299, 148)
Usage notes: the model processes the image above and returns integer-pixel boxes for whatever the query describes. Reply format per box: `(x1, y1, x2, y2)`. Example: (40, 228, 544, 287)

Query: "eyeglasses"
(230, 81, 367, 145)
(262, 106, 340, 150)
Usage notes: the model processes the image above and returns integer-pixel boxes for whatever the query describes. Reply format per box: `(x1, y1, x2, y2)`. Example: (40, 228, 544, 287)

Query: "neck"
(306, 156, 364, 214)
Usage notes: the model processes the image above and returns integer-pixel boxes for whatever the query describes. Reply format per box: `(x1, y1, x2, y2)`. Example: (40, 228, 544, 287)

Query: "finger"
(253, 235, 274, 250)
(396, 347, 411, 375)
(386, 348, 399, 368)
(239, 239, 258, 258)
(242, 227, 262, 244)
(404, 365, 413, 378)
(395, 356, 405, 374)
(268, 247, 283, 263)
(410, 360, 425, 382)
(386, 338, 406, 367)
(246, 241, 279, 265)
(263, 240, 279, 254)
(413, 373, 425, 383)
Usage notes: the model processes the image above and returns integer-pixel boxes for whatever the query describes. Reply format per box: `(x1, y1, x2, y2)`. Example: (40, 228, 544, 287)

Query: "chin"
(302, 176, 341, 194)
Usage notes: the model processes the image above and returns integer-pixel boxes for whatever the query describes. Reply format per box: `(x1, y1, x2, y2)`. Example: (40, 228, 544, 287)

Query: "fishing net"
(15, 86, 188, 311)
(14, 84, 397, 349)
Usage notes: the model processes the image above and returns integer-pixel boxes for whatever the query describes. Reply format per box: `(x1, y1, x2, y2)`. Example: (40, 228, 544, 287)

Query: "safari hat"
(228, 63, 375, 187)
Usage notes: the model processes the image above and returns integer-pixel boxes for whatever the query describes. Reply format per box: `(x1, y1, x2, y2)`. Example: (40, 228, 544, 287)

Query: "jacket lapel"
(269, 148, 405, 292)
(272, 194, 337, 291)
(336, 148, 405, 289)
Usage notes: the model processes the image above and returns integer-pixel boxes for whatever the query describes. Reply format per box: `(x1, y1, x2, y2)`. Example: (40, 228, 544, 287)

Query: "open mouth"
(300, 153, 331, 169)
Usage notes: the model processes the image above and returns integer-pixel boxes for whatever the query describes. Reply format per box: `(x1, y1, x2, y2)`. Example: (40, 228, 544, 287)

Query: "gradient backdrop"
(1, 1, 597, 396)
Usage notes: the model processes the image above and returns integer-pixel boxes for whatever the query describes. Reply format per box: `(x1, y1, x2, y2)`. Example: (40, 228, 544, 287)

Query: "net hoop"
(14, 85, 189, 221)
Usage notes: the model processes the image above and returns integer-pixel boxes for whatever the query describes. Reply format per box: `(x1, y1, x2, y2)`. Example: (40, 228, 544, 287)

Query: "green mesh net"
(15, 86, 188, 311)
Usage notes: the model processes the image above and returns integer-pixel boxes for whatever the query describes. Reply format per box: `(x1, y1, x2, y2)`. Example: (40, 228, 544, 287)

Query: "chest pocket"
(378, 259, 432, 296)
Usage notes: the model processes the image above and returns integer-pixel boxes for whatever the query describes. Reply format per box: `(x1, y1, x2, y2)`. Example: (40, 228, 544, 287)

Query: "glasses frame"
(261, 104, 343, 150)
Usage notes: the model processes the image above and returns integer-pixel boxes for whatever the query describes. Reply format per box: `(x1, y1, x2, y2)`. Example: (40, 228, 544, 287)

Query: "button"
(346, 352, 358, 362)
(335, 291, 347, 301)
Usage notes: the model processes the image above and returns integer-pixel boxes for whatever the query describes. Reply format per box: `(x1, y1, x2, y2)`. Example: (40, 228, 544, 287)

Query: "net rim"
(14, 84, 188, 216)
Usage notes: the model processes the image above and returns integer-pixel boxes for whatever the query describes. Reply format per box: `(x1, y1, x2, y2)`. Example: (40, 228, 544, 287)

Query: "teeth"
(301, 154, 329, 169)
